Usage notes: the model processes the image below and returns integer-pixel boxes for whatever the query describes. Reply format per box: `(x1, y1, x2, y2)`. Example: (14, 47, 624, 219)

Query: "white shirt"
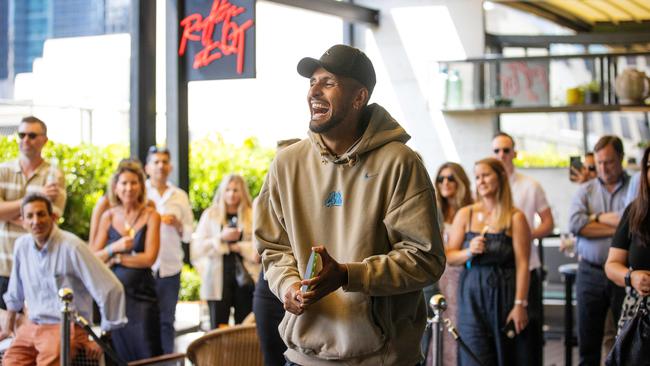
(509, 171, 550, 270)
(146, 180, 194, 277)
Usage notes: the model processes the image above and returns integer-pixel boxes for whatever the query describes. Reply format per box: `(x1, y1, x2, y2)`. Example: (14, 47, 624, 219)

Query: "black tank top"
(108, 224, 157, 301)
(462, 208, 515, 267)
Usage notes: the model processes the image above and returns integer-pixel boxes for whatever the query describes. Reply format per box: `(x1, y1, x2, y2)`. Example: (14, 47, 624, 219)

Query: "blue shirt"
(3, 226, 127, 331)
(569, 174, 630, 265)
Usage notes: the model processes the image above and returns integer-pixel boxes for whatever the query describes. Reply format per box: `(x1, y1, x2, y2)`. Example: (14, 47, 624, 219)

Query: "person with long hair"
(193, 174, 258, 329)
(446, 157, 530, 366)
(428, 162, 473, 365)
(91, 160, 162, 362)
(605, 145, 650, 332)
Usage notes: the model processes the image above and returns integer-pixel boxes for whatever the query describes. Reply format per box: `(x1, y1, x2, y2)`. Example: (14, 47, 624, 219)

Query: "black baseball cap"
(297, 44, 376, 96)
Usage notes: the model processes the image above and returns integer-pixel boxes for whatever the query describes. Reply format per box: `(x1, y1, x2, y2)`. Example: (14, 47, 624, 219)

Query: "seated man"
(0, 193, 127, 366)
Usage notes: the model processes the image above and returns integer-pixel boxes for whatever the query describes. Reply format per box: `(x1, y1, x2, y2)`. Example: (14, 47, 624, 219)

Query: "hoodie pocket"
(279, 290, 386, 360)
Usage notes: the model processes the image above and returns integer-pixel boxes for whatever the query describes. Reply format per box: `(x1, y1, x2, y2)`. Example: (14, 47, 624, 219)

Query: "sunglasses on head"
(17, 132, 43, 140)
(493, 148, 511, 154)
(148, 145, 170, 154)
(436, 175, 456, 184)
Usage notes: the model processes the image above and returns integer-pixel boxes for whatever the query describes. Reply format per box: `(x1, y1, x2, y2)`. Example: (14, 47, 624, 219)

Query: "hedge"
(0, 134, 275, 240)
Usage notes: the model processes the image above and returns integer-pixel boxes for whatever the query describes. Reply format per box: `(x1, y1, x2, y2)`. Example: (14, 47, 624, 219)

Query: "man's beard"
(308, 105, 349, 134)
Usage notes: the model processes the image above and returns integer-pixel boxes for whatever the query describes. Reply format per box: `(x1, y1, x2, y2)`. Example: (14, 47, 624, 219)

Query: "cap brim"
(297, 57, 322, 78)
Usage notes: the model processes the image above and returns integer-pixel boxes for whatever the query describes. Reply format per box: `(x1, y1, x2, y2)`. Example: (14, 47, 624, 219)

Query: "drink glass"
(560, 232, 576, 258)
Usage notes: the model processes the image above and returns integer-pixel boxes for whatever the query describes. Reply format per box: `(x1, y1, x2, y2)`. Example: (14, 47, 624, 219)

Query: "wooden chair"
(127, 353, 186, 366)
(186, 324, 263, 366)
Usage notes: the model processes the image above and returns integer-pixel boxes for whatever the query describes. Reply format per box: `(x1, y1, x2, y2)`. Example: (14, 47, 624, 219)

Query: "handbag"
(606, 296, 650, 366)
(234, 254, 254, 288)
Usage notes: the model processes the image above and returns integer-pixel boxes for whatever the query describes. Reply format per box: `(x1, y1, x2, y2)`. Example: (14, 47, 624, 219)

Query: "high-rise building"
(0, 0, 9, 79)
(0, 0, 130, 97)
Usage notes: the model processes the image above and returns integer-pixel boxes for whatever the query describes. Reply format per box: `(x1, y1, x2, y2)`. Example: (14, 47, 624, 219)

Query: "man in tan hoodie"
(254, 44, 446, 366)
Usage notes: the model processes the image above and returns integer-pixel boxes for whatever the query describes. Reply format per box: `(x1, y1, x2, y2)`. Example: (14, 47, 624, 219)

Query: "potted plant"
(582, 81, 600, 104)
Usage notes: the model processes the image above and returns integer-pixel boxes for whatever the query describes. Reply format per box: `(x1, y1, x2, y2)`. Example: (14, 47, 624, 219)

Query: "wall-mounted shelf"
(442, 104, 650, 114)
(438, 51, 650, 112)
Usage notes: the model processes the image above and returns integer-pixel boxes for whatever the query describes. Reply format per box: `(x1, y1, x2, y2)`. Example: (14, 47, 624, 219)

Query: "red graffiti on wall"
(179, 0, 254, 74)
(499, 61, 549, 102)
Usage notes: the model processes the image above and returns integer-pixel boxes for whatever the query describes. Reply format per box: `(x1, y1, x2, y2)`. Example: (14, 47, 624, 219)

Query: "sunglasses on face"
(587, 165, 596, 172)
(436, 175, 456, 184)
(493, 148, 511, 154)
(17, 132, 43, 140)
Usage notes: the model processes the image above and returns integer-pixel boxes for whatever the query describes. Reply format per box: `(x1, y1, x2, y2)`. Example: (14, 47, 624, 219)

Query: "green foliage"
(0, 136, 127, 240)
(179, 264, 201, 301)
(0, 133, 273, 239)
(189, 133, 275, 218)
(514, 148, 571, 168)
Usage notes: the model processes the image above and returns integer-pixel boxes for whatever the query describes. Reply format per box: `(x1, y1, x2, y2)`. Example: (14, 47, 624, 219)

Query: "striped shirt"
(0, 159, 66, 277)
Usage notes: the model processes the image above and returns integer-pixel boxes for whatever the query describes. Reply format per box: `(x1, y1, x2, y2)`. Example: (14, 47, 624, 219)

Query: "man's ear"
(353, 87, 369, 110)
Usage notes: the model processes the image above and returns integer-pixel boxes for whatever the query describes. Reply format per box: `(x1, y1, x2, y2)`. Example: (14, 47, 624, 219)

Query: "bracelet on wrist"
(106, 244, 113, 258)
(514, 299, 528, 308)
(625, 269, 633, 288)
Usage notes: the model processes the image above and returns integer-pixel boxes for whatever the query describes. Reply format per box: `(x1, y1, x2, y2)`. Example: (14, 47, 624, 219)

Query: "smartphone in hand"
(569, 155, 583, 181)
(502, 320, 516, 339)
(301, 250, 319, 293)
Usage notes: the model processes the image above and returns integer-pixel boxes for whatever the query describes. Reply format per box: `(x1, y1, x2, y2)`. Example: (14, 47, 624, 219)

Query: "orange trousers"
(3, 322, 92, 366)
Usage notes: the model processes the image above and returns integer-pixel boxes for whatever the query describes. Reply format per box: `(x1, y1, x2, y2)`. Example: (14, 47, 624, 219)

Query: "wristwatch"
(625, 269, 633, 288)
(514, 299, 528, 308)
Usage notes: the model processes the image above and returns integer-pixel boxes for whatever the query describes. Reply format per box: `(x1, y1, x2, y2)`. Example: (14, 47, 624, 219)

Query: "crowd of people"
(0, 44, 647, 366)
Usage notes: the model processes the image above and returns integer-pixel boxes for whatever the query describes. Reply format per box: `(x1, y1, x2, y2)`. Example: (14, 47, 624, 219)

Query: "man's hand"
(41, 182, 60, 202)
(300, 246, 347, 308)
(161, 214, 183, 233)
(84, 340, 103, 360)
(283, 282, 304, 315)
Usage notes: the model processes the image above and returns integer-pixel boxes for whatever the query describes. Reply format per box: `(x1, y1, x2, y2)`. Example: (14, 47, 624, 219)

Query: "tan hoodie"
(254, 103, 446, 365)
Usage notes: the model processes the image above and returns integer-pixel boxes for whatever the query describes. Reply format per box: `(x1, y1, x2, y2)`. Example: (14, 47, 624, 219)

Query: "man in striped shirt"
(0, 116, 66, 309)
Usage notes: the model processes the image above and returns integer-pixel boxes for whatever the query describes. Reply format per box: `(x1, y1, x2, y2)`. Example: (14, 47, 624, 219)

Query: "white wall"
(354, 0, 492, 176)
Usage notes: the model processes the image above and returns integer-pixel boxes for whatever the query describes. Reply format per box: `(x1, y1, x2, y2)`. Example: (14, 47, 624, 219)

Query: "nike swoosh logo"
(364, 173, 378, 179)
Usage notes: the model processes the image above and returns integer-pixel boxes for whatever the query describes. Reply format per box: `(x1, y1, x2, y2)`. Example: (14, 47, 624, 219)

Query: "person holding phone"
(570, 152, 598, 184)
(446, 157, 530, 366)
(192, 174, 258, 329)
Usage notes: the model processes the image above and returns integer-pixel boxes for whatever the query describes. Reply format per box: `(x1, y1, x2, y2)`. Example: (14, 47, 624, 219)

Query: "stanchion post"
(430, 294, 447, 366)
(59, 288, 74, 366)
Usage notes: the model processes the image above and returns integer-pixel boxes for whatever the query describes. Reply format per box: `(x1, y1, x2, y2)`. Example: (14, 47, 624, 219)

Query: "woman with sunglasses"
(427, 162, 473, 365)
(605, 146, 650, 333)
(446, 158, 530, 366)
(91, 160, 162, 361)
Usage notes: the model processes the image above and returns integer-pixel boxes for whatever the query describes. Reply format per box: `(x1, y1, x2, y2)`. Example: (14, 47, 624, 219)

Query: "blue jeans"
(155, 271, 181, 354)
(576, 261, 624, 366)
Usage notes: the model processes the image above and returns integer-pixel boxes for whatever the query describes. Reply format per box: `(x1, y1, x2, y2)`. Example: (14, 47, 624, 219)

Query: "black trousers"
(0, 275, 9, 310)
(253, 270, 287, 366)
(515, 269, 543, 366)
(207, 253, 254, 329)
(576, 260, 625, 366)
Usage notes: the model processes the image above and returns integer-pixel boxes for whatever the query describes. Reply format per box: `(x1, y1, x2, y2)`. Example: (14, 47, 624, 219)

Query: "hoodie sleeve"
(254, 162, 301, 301)
(344, 158, 446, 296)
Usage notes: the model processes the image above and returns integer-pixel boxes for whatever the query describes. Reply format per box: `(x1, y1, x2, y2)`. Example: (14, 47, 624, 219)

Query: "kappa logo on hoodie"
(324, 191, 343, 207)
